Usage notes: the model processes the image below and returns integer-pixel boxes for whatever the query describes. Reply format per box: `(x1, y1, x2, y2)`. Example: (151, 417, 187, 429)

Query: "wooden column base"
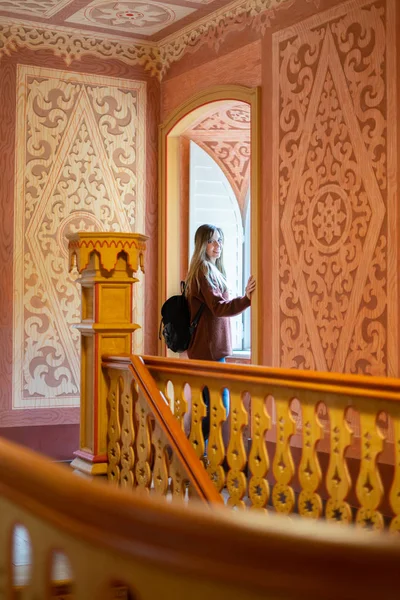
(71, 450, 108, 478)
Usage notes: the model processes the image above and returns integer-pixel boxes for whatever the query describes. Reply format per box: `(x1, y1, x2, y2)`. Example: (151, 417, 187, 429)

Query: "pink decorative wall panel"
(272, 0, 397, 375)
(13, 65, 146, 412)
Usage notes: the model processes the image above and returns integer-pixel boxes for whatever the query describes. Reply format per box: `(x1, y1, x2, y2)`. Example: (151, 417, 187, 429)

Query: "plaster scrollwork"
(158, 0, 294, 75)
(194, 104, 250, 131)
(0, 0, 294, 78)
(186, 103, 251, 220)
(201, 139, 250, 201)
(0, 22, 161, 76)
(13, 66, 146, 408)
(275, 0, 389, 375)
(330, 3, 387, 191)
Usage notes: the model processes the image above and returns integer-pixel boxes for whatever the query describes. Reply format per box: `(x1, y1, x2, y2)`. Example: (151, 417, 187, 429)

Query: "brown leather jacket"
(187, 272, 250, 361)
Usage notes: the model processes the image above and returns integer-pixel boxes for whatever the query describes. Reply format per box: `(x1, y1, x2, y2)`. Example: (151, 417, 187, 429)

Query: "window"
(189, 141, 250, 352)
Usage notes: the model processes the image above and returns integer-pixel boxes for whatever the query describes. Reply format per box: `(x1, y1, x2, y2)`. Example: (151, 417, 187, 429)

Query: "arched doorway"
(159, 85, 260, 363)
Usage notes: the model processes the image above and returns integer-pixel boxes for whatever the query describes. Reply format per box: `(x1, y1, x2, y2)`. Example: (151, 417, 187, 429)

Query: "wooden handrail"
(133, 354, 400, 526)
(102, 354, 222, 504)
(141, 355, 400, 402)
(1, 437, 400, 599)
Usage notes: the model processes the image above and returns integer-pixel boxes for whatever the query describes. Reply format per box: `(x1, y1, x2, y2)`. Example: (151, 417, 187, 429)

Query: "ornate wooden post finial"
(67, 232, 148, 477)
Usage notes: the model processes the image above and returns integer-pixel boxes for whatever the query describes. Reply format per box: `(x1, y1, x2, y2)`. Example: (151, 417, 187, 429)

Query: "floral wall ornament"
(92, 3, 173, 28)
(273, 0, 397, 376)
(66, 0, 196, 36)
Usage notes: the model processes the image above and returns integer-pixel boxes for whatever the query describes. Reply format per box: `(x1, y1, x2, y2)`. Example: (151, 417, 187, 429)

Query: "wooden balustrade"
(102, 355, 222, 504)
(1, 436, 400, 600)
(140, 355, 400, 530)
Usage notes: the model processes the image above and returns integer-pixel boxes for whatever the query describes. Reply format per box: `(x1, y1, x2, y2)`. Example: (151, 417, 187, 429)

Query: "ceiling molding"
(0, 0, 294, 79)
(0, 19, 162, 75)
(158, 0, 294, 75)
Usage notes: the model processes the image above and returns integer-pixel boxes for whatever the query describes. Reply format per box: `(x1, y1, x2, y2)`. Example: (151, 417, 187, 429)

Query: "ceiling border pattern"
(0, 21, 162, 76)
(158, 0, 294, 75)
(0, 0, 294, 78)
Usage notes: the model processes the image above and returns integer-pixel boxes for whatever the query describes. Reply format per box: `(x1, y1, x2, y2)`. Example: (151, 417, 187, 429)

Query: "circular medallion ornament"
(117, 10, 145, 20)
(84, 1, 174, 30)
(307, 184, 351, 254)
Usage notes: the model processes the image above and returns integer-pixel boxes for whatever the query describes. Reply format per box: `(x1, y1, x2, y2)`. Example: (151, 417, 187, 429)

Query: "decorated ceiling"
(0, 0, 293, 77)
(0, 0, 241, 42)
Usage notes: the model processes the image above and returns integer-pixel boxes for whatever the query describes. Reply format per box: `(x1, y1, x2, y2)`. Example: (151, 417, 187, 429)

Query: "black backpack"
(159, 282, 204, 353)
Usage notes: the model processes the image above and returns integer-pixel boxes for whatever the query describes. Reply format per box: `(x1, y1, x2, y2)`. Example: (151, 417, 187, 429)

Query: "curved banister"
(102, 354, 222, 504)
(142, 355, 400, 402)
(1, 436, 400, 599)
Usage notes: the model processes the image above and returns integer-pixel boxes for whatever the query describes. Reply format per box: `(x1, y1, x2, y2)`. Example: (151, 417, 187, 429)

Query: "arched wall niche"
(159, 85, 261, 362)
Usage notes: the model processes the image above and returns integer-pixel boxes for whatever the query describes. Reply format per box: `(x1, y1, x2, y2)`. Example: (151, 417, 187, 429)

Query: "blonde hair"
(185, 224, 227, 297)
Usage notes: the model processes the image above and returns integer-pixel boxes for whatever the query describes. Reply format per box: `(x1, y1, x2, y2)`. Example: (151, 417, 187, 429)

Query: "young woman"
(185, 224, 256, 441)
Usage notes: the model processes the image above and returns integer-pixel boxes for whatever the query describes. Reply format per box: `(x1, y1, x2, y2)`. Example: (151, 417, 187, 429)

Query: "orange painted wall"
(161, 0, 400, 376)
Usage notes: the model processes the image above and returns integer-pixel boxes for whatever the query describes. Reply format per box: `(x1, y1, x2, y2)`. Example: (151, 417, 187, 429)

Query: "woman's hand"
(245, 275, 256, 300)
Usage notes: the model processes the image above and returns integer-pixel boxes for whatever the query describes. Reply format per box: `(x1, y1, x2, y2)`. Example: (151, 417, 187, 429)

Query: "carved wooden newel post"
(67, 232, 147, 477)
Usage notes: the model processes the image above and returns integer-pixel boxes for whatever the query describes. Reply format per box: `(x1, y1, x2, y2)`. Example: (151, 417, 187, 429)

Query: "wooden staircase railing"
(136, 355, 400, 531)
(102, 354, 222, 504)
(1, 436, 400, 600)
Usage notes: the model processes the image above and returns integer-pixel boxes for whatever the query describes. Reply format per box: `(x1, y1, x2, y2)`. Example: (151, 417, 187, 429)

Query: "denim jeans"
(202, 357, 230, 443)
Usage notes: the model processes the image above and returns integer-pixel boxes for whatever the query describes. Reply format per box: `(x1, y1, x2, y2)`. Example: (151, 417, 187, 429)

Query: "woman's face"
(206, 229, 223, 264)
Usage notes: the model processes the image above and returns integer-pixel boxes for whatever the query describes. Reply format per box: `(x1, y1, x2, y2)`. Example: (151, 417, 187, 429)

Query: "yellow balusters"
(272, 391, 296, 514)
(107, 371, 122, 484)
(135, 389, 152, 493)
(120, 371, 136, 489)
(325, 398, 353, 524)
(226, 388, 248, 509)
(389, 408, 400, 532)
(189, 382, 207, 459)
(355, 409, 385, 530)
(152, 424, 169, 497)
(206, 385, 227, 493)
(298, 397, 323, 519)
(173, 379, 188, 428)
(161, 378, 174, 412)
(248, 391, 271, 511)
(170, 453, 188, 499)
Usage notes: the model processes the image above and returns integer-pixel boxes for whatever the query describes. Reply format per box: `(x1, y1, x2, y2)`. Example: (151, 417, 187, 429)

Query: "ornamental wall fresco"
(184, 103, 251, 222)
(12, 66, 146, 411)
(272, 0, 397, 375)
